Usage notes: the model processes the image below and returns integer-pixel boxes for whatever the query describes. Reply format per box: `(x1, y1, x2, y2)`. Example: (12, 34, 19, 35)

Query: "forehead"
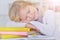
(19, 5, 37, 12)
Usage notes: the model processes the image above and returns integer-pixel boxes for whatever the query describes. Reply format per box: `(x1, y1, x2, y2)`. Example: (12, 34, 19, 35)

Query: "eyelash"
(27, 10, 30, 14)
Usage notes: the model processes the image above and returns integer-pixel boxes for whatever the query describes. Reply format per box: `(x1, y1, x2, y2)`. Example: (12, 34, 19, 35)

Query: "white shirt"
(30, 10, 55, 36)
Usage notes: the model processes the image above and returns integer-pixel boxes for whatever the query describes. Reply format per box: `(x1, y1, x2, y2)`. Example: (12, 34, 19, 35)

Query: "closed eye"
(27, 10, 30, 14)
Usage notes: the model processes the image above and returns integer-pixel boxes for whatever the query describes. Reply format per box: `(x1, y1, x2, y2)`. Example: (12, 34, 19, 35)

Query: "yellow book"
(0, 27, 30, 32)
(0, 27, 30, 39)
(1, 34, 27, 39)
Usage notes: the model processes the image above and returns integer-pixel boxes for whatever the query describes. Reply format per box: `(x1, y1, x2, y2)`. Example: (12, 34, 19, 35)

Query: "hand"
(25, 23, 45, 35)
(25, 23, 40, 32)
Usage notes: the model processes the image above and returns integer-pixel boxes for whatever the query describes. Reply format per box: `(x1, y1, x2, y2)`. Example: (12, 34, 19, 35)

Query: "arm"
(25, 23, 40, 32)
(25, 23, 39, 31)
(25, 23, 45, 35)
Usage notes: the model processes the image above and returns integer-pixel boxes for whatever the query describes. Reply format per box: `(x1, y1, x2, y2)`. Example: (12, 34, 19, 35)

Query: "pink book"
(0, 32, 28, 36)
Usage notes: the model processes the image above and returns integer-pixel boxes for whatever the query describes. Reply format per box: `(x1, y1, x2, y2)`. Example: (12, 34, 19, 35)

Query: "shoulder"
(44, 10, 55, 18)
(45, 10, 55, 14)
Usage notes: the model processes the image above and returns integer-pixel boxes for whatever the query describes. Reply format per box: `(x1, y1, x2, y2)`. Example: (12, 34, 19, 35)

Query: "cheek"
(19, 13, 26, 20)
(27, 13, 35, 20)
(31, 14, 34, 18)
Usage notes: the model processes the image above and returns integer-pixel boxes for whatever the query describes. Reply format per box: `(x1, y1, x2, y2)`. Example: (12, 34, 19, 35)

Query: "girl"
(6, 1, 44, 35)
(7, 0, 55, 36)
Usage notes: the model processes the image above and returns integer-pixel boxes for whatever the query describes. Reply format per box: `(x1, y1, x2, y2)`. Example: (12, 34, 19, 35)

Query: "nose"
(27, 13, 33, 18)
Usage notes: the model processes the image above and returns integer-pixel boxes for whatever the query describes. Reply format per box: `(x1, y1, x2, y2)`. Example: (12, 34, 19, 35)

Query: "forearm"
(25, 23, 40, 33)
(25, 23, 36, 30)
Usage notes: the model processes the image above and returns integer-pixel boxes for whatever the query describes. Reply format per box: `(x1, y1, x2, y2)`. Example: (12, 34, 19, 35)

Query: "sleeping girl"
(6, 0, 55, 36)
(6, 1, 45, 35)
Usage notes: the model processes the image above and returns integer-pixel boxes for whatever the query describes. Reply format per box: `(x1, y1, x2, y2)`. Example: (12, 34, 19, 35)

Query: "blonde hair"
(9, 1, 38, 22)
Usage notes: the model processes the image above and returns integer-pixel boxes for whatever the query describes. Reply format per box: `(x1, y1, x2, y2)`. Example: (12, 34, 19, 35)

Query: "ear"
(34, 8, 39, 20)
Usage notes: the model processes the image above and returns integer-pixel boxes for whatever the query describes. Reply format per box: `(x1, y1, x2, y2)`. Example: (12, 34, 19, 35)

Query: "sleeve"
(43, 10, 55, 36)
(6, 21, 26, 27)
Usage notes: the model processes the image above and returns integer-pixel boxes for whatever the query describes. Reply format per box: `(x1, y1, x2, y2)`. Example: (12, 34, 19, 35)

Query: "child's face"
(19, 6, 38, 22)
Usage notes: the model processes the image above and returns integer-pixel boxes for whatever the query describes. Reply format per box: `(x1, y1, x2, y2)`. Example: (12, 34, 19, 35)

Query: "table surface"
(0, 35, 55, 40)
